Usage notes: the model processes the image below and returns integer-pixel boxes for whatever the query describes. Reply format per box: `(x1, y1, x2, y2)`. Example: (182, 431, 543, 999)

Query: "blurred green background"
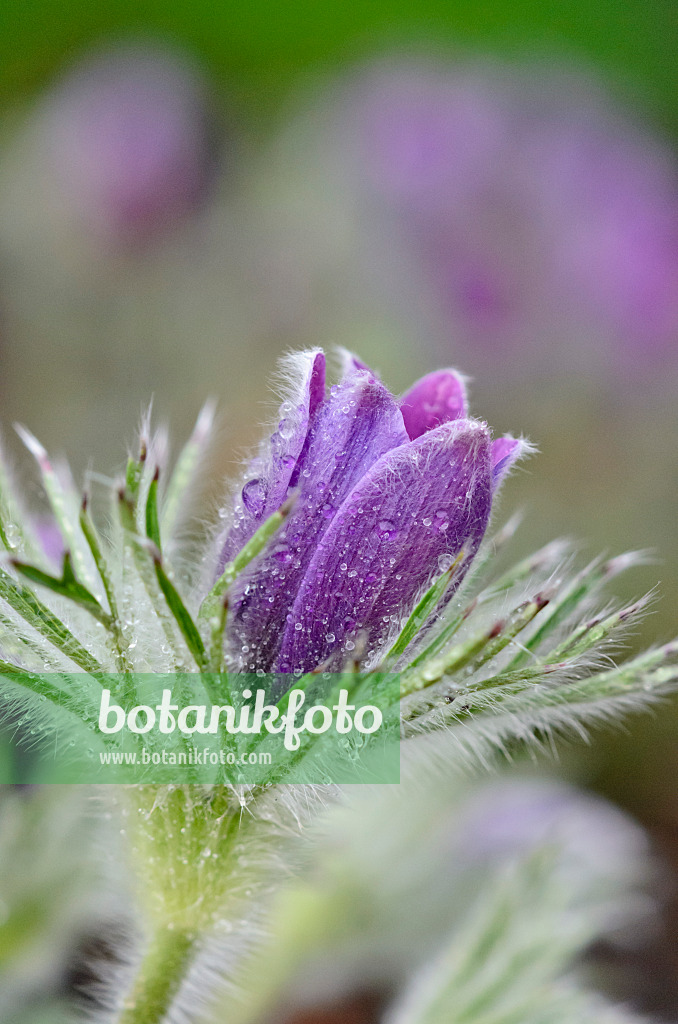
(0, 0, 676, 130)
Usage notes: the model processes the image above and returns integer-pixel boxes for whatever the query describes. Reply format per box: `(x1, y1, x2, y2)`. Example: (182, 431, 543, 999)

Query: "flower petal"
(491, 435, 533, 492)
(400, 369, 468, 440)
(228, 367, 409, 670)
(216, 349, 325, 571)
(336, 347, 374, 376)
(276, 418, 492, 673)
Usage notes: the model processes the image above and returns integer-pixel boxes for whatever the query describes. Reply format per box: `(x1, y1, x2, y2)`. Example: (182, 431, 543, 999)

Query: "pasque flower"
(217, 350, 525, 674)
(1, 348, 677, 1024)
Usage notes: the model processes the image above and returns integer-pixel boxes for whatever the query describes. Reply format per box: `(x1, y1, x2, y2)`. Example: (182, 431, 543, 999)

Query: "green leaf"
(11, 553, 111, 626)
(161, 400, 216, 541)
(199, 494, 294, 621)
(14, 424, 99, 594)
(504, 556, 633, 671)
(385, 549, 466, 663)
(145, 468, 162, 549)
(0, 566, 100, 672)
(153, 554, 208, 670)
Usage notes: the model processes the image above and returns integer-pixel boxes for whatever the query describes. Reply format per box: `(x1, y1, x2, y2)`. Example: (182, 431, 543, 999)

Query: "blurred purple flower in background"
(300, 61, 678, 373)
(33, 516, 64, 567)
(217, 349, 526, 673)
(457, 778, 649, 878)
(41, 40, 219, 245)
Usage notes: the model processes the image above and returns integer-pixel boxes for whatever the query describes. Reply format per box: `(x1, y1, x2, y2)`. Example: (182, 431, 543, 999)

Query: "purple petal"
(216, 349, 325, 571)
(491, 435, 531, 492)
(228, 367, 409, 670)
(400, 369, 468, 440)
(276, 418, 492, 673)
(337, 347, 374, 376)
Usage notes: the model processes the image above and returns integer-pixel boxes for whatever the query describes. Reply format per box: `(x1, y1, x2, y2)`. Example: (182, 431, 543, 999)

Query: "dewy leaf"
(80, 497, 119, 621)
(152, 550, 208, 670)
(162, 399, 216, 541)
(0, 663, 102, 726)
(14, 424, 99, 595)
(400, 622, 503, 698)
(145, 467, 162, 549)
(504, 555, 627, 671)
(11, 553, 111, 626)
(0, 566, 100, 672)
(199, 494, 295, 622)
(384, 549, 466, 662)
(0, 435, 40, 557)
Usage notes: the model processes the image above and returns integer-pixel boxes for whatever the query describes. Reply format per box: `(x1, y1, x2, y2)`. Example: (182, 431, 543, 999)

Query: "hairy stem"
(119, 927, 196, 1024)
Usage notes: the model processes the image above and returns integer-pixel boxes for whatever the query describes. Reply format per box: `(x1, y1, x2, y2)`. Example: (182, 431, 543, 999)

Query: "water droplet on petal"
(278, 417, 295, 440)
(377, 519, 398, 541)
(438, 553, 455, 572)
(272, 543, 293, 565)
(434, 509, 450, 533)
(270, 431, 284, 455)
(242, 478, 266, 515)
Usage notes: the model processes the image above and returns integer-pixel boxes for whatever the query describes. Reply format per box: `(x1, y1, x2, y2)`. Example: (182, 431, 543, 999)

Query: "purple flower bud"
(490, 435, 530, 492)
(42, 41, 219, 244)
(399, 369, 467, 439)
(219, 351, 524, 673)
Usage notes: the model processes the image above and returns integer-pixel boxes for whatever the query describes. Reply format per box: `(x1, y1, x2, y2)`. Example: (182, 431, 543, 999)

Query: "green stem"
(119, 927, 196, 1024)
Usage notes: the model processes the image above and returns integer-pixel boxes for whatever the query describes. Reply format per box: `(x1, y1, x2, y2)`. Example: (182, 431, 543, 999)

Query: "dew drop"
(272, 543, 293, 565)
(438, 553, 455, 572)
(242, 479, 266, 516)
(377, 519, 398, 541)
(270, 431, 284, 455)
(278, 417, 295, 440)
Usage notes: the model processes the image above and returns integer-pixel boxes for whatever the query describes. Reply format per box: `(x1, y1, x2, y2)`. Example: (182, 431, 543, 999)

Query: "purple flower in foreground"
(217, 350, 525, 673)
